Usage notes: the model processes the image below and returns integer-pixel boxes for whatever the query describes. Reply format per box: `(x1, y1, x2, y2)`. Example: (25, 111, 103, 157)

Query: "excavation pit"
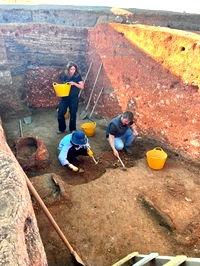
(0, 14, 200, 266)
(16, 137, 37, 158)
(14, 136, 50, 172)
(3, 108, 200, 266)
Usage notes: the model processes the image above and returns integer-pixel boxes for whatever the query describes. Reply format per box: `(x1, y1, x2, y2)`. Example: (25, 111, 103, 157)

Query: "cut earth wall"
(86, 23, 200, 161)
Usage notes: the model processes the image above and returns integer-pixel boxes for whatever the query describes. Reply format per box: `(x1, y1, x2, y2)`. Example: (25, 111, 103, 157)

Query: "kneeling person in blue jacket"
(58, 131, 90, 172)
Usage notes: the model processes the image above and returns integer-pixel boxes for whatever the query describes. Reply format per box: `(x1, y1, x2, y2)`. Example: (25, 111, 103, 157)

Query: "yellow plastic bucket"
(146, 147, 168, 170)
(64, 109, 69, 119)
(81, 122, 96, 137)
(53, 82, 71, 97)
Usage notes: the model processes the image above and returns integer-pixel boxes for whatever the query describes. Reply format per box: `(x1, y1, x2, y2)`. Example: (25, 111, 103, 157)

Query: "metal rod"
(86, 62, 103, 110)
(79, 62, 93, 98)
(117, 155, 126, 169)
(91, 155, 98, 165)
(19, 120, 23, 137)
(89, 87, 104, 119)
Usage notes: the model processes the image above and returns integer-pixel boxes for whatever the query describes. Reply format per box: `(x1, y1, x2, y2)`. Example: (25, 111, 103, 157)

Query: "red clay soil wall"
(0, 121, 47, 265)
(86, 23, 200, 161)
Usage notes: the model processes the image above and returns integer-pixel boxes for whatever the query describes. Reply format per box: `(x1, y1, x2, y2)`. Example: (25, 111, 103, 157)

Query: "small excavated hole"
(192, 43, 197, 50)
(180, 47, 185, 51)
(165, 36, 172, 41)
(17, 137, 38, 159)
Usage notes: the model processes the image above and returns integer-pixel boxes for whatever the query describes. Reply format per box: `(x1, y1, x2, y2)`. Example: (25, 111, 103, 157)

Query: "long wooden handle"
(86, 62, 103, 110)
(26, 176, 85, 265)
(25, 176, 86, 266)
(117, 155, 126, 168)
(26, 176, 74, 252)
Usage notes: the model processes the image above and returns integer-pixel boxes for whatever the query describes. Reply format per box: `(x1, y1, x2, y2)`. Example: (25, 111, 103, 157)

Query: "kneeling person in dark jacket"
(106, 111, 138, 157)
(58, 131, 90, 172)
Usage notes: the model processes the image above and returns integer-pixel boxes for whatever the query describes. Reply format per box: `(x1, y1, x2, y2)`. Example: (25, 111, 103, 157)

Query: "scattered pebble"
(185, 197, 192, 202)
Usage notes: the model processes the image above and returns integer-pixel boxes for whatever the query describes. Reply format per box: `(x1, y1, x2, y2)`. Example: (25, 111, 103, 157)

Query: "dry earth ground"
(2, 106, 200, 266)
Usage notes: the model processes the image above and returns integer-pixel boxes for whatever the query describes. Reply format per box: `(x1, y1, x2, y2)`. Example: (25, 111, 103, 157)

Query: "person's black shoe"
(124, 146, 133, 156)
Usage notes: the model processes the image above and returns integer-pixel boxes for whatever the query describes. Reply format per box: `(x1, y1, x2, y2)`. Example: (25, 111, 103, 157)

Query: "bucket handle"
(83, 122, 96, 127)
(52, 82, 69, 85)
(81, 122, 96, 129)
(153, 147, 164, 151)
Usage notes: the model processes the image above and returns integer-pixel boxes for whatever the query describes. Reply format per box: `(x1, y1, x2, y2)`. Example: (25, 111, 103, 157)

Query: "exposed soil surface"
(18, 144, 37, 158)
(2, 106, 200, 266)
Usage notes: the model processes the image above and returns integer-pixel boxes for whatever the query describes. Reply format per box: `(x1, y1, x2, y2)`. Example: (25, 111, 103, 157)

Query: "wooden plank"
(113, 253, 200, 266)
(132, 252, 159, 266)
(163, 255, 187, 266)
(134, 255, 200, 266)
(112, 252, 139, 266)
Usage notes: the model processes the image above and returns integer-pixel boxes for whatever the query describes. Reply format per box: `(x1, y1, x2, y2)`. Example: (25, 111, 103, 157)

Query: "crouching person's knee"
(115, 141, 124, 151)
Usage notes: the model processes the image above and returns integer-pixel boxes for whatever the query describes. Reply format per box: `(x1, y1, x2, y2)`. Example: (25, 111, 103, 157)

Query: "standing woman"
(57, 62, 84, 134)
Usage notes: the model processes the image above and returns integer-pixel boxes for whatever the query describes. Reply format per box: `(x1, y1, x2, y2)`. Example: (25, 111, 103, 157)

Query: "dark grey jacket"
(106, 115, 131, 138)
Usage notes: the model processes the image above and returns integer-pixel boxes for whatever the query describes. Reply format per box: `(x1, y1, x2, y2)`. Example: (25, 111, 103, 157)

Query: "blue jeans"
(114, 129, 135, 150)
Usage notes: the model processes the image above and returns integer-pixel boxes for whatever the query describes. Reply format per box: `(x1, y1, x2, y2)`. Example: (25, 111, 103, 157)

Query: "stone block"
(0, 70, 12, 86)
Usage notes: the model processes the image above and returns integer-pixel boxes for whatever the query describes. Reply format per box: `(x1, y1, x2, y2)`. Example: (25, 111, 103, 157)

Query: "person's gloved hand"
(68, 163, 79, 172)
(87, 149, 93, 157)
(84, 143, 90, 149)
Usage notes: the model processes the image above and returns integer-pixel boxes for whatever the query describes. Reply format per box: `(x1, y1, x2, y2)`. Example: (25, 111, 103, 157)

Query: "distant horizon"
(0, 0, 199, 14)
(73, 0, 200, 14)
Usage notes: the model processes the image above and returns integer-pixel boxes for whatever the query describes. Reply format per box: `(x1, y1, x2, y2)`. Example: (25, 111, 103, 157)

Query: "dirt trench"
(3, 106, 200, 266)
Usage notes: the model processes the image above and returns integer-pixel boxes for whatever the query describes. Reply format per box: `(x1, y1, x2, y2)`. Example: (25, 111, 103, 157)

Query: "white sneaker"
(56, 130, 67, 134)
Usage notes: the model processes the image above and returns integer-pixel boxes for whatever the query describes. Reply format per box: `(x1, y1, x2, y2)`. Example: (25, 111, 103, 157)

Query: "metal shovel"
(88, 87, 104, 119)
(80, 62, 103, 120)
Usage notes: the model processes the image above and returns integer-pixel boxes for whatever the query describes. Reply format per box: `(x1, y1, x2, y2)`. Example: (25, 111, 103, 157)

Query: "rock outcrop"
(0, 121, 47, 265)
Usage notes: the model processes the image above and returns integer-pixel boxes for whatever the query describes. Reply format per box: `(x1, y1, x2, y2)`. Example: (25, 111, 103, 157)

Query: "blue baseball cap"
(71, 131, 87, 145)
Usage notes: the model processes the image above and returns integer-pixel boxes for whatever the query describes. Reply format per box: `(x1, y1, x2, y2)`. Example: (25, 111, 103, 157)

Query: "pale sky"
(70, 0, 200, 14)
(1, 0, 199, 14)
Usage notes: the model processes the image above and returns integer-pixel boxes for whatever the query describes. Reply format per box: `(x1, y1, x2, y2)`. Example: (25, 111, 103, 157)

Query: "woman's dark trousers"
(58, 96, 78, 132)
